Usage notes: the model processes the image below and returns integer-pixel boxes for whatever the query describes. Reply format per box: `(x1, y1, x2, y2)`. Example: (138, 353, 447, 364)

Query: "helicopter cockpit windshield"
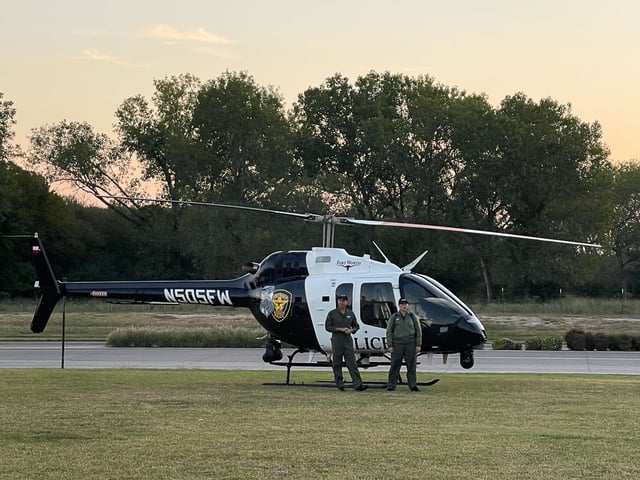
(400, 273, 472, 325)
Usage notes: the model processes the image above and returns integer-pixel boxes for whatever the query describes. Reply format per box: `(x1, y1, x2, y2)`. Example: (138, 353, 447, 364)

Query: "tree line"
(1, 71, 639, 302)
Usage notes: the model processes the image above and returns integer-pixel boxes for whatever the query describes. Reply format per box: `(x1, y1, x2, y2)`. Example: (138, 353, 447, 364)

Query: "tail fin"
(30, 235, 62, 333)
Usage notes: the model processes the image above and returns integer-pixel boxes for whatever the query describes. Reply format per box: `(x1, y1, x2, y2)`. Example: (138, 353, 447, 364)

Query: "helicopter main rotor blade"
(99, 196, 325, 223)
(345, 218, 602, 248)
(99, 195, 600, 248)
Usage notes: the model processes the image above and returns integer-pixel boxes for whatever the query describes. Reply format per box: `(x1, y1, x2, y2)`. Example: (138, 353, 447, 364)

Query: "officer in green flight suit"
(386, 298, 422, 391)
(324, 294, 368, 391)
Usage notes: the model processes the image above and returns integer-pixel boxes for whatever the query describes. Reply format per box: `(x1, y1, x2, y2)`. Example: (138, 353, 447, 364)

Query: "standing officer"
(325, 294, 368, 391)
(386, 298, 422, 391)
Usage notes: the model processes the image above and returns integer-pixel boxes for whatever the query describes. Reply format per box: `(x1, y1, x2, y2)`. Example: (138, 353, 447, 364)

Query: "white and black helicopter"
(29, 197, 600, 385)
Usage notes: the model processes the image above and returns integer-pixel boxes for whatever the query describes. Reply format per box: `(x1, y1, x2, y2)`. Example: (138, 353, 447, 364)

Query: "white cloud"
(140, 24, 233, 45)
(82, 48, 117, 61)
(79, 48, 147, 68)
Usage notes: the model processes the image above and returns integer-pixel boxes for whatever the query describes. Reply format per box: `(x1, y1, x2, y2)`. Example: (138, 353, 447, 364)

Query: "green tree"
(405, 76, 470, 223)
(187, 71, 300, 276)
(0, 160, 79, 295)
(294, 71, 418, 220)
(115, 72, 299, 278)
(437, 92, 505, 300)
(0, 95, 35, 295)
(116, 73, 203, 202)
(27, 120, 145, 226)
(493, 94, 610, 297)
(293, 75, 611, 299)
(0, 93, 19, 162)
(115, 73, 206, 277)
(293, 72, 460, 257)
(192, 71, 294, 205)
(609, 162, 640, 294)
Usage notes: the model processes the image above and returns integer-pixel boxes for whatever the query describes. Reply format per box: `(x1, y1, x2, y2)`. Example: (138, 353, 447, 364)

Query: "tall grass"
(0, 301, 263, 342)
(4, 295, 638, 316)
(471, 296, 639, 316)
(2, 297, 640, 344)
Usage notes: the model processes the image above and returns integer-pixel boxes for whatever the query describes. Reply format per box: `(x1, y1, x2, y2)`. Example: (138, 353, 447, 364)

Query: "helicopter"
(28, 197, 601, 384)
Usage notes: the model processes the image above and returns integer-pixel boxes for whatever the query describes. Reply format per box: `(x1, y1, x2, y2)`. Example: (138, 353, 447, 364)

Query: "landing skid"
(292, 378, 441, 388)
(263, 378, 440, 388)
(264, 348, 439, 387)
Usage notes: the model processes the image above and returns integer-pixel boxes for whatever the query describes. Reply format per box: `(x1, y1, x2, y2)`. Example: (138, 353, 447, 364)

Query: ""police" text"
(353, 336, 388, 350)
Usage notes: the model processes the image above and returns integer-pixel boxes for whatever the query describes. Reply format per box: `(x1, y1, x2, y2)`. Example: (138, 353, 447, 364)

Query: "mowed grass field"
(1, 369, 639, 480)
(1, 300, 639, 478)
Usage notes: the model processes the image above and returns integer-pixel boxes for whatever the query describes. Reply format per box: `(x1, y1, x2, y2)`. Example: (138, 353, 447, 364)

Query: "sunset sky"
(3, 0, 639, 163)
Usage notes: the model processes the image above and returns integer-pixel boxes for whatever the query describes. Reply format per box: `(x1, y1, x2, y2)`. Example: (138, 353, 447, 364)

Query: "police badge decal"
(271, 289, 292, 321)
(260, 287, 293, 322)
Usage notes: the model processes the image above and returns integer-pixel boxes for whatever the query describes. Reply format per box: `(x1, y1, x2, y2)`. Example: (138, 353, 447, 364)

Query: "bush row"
(106, 327, 265, 348)
(105, 326, 640, 351)
(493, 330, 640, 351)
(492, 336, 564, 351)
(564, 328, 640, 351)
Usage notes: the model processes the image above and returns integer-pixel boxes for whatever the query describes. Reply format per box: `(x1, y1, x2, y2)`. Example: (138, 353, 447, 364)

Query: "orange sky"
(3, 0, 639, 164)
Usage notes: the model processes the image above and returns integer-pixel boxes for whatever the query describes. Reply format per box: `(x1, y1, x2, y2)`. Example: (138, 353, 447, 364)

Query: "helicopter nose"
(460, 316, 486, 347)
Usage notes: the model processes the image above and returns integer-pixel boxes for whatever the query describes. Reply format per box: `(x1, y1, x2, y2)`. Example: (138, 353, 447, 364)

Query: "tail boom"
(29, 235, 254, 332)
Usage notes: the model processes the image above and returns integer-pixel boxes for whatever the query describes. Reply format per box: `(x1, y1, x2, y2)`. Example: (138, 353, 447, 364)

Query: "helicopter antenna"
(371, 241, 391, 263)
(402, 250, 429, 272)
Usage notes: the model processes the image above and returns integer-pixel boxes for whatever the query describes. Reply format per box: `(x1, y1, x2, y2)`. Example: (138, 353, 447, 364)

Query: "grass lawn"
(1, 370, 639, 479)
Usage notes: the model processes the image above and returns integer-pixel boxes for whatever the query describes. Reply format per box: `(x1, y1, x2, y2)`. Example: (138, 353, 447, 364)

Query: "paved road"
(1, 342, 639, 375)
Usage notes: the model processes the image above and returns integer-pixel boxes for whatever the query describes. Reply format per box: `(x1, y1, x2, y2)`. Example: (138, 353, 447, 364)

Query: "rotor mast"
(307, 214, 340, 247)
(322, 215, 335, 247)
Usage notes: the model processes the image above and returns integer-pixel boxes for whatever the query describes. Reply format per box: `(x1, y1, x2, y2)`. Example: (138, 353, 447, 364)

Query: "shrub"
(608, 334, 633, 351)
(565, 329, 586, 351)
(524, 337, 541, 350)
(592, 332, 609, 351)
(525, 336, 563, 350)
(492, 338, 522, 350)
(571, 330, 640, 351)
(540, 336, 563, 350)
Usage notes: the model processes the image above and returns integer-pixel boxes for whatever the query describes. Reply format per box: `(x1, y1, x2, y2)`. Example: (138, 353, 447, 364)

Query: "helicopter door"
(359, 282, 397, 329)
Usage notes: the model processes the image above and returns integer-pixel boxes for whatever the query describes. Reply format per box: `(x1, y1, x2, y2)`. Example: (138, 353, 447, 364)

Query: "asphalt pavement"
(1, 342, 639, 375)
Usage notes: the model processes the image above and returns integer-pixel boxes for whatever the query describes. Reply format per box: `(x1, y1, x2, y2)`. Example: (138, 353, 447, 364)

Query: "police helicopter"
(28, 196, 600, 384)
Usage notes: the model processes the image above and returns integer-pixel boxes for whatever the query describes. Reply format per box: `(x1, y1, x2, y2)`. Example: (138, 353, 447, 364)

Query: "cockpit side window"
(335, 284, 353, 308)
(359, 282, 396, 328)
